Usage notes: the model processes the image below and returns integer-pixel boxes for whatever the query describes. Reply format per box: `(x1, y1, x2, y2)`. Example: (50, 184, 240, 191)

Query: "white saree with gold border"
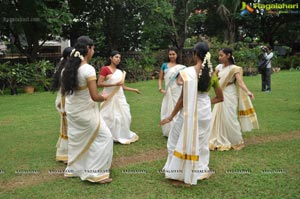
(55, 91, 68, 162)
(209, 64, 259, 151)
(64, 64, 113, 182)
(100, 69, 138, 144)
(161, 64, 186, 137)
(164, 67, 199, 185)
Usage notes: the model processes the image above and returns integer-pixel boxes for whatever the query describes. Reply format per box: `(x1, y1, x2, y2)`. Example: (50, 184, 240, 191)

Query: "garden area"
(1, 39, 300, 96)
(0, 71, 300, 198)
(1, 0, 300, 198)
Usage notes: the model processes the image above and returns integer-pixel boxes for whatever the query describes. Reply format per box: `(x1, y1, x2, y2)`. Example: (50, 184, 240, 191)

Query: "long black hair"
(61, 36, 94, 95)
(193, 42, 211, 92)
(51, 47, 74, 92)
(220, 48, 235, 65)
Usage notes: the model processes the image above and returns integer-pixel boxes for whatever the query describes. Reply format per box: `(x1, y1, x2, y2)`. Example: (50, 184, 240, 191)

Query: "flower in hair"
(70, 49, 84, 61)
(74, 51, 84, 61)
(70, 49, 76, 56)
(199, 52, 213, 78)
(232, 56, 235, 64)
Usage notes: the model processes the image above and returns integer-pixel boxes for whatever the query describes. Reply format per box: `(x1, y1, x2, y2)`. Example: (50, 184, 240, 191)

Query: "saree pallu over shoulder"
(161, 64, 185, 137)
(164, 64, 186, 90)
(221, 65, 259, 132)
(164, 68, 199, 185)
(100, 69, 138, 144)
(235, 66, 259, 131)
(100, 70, 126, 109)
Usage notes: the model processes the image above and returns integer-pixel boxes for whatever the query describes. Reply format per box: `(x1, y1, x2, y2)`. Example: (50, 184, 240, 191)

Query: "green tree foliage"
(65, 0, 144, 56)
(238, 0, 300, 47)
(0, 0, 72, 62)
(216, 0, 241, 44)
(138, 0, 205, 61)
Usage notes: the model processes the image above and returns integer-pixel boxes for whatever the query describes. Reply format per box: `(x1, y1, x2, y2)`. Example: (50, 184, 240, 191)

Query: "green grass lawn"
(0, 71, 299, 198)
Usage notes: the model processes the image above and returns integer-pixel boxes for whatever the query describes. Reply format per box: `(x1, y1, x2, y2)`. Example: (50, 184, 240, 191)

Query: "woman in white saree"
(160, 42, 223, 185)
(51, 47, 73, 163)
(158, 47, 186, 137)
(61, 36, 113, 184)
(97, 51, 140, 144)
(209, 48, 259, 151)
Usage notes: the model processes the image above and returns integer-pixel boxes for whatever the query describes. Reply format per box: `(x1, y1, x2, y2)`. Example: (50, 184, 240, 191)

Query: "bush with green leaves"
(34, 60, 54, 90)
(272, 55, 300, 70)
(0, 62, 26, 92)
(123, 58, 143, 82)
(0, 59, 54, 94)
(90, 56, 107, 75)
(0, 62, 12, 94)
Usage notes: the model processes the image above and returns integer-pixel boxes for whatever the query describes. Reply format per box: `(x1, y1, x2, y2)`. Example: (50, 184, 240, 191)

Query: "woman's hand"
(135, 89, 141, 94)
(57, 102, 61, 109)
(115, 80, 124, 86)
(160, 117, 172, 126)
(100, 92, 109, 101)
(247, 91, 254, 99)
(159, 89, 166, 94)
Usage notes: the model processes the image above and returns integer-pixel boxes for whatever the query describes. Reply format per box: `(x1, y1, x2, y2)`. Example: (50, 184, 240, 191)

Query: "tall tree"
(216, 0, 241, 44)
(65, 0, 144, 56)
(0, 0, 72, 62)
(239, 0, 300, 48)
(138, 0, 204, 61)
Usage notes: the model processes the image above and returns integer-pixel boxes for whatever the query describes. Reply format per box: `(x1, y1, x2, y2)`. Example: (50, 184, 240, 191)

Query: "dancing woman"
(97, 51, 140, 144)
(61, 36, 113, 183)
(158, 47, 186, 137)
(209, 48, 259, 151)
(160, 42, 223, 185)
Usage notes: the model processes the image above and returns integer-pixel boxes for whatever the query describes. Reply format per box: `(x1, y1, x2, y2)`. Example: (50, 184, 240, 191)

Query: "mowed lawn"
(0, 71, 299, 199)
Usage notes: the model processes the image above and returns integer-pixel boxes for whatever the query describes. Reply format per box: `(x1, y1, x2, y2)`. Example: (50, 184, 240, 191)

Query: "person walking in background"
(61, 36, 113, 184)
(209, 48, 259, 151)
(97, 51, 140, 144)
(160, 42, 223, 185)
(51, 46, 74, 163)
(260, 45, 273, 92)
(158, 47, 186, 137)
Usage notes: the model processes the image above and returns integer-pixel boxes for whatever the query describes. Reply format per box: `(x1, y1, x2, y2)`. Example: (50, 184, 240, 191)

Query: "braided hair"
(61, 36, 94, 95)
